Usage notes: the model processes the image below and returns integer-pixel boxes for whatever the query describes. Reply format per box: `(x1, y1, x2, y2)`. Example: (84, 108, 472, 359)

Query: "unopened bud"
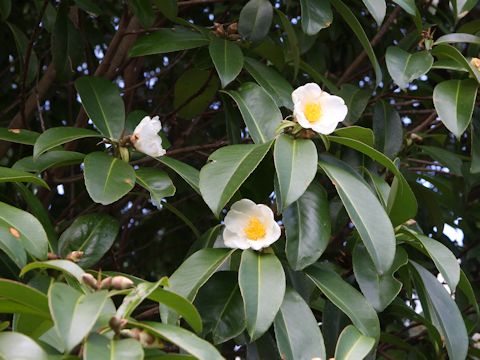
(405, 219, 417, 226)
(409, 133, 423, 142)
(109, 316, 128, 334)
(66, 250, 84, 262)
(227, 22, 238, 34)
(100, 276, 113, 290)
(82, 273, 98, 289)
(111, 276, 135, 290)
(471, 57, 480, 70)
(47, 252, 60, 260)
(138, 330, 155, 347)
(119, 146, 130, 162)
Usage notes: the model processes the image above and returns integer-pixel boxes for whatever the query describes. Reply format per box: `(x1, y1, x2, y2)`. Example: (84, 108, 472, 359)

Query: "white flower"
(292, 83, 348, 135)
(131, 116, 166, 157)
(223, 199, 281, 251)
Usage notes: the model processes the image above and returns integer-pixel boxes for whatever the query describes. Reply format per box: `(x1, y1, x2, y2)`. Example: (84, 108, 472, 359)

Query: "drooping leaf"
(299, 0, 332, 35)
(209, 37, 244, 88)
(238, 0, 273, 43)
(13, 151, 85, 173)
(385, 46, 433, 89)
(136, 167, 176, 208)
(83, 152, 136, 205)
(0, 166, 49, 189)
(334, 325, 375, 360)
(0, 128, 39, 145)
(84, 334, 144, 360)
(239, 249, 286, 341)
(21, 260, 85, 282)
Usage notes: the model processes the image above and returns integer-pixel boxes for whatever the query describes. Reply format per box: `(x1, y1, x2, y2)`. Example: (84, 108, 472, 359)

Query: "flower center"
(244, 217, 266, 240)
(304, 102, 322, 123)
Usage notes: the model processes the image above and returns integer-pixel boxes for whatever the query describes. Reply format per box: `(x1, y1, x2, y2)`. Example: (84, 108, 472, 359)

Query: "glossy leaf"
(75, 76, 125, 140)
(199, 142, 273, 216)
(392, 0, 416, 15)
(435, 33, 480, 45)
(0, 227, 27, 268)
(284, 182, 331, 270)
(334, 126, 374, 147)
(116, 280, 164, 319)
(338, 85, 371, 125)
(238, 0, 273, 43)
(362, 0, 386, 26)
(224, 83, 282, 144)
(433, 79, 478, 138)
(128, 0, 155, 28)
(277, 10, 300, 79)
(274, 135, 317, 210)
(305, 264, 380, 339)
(14, 151, 85, 173)
(136, 167, 176, 208)
(239, 249, 286, 341)
(300, 0, 332, 35)
(209, 37, 244, 88)
(157, 156, 200, 195)
(0, 332, 48, 360)
(432, 44, 480, 83)
(274, 288, 326, 360)
(84, 334, 144, 360)
(8, 23, 38, 84)
(334, 325, 375, 360)
(83, 152, 136, 205)
(0, 279, 50, 318)
(33, 127, 101, 159)
(153, 0, 178, 19)
(0, 128, 39, 145)
(318, 155, 395, 274)
(385, 47, 433, 89)
(373, 100, 403, 159)
(0, 166, 49, 188)
(21, 260, 85, 282)
(48, 282, 108, 352)
(472, 117, 480, 173)
(58, 213, 120, 268)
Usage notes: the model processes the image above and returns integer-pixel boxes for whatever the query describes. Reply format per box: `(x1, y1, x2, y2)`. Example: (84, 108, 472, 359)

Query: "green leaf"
(0, 201, 48, 259)
(84, 152, 136, 205)
(195, 271, 245, 344)
(243, 57, 294, 109)
(157, 156, 200, 195)
(420, 145, 463, 175)
(274, 288, 326, 360)
(318, 155, 395, 274)
(472, 117, 480, 173)
(334, 325, 375, 360)
(411, 262, 468, 360)
(435, 33, 480, 45)
(0, 166, 49, 189)
(48, 282, 108, 352)
(277, 10, 300, 79)
(300, 0, 332, 35)
(334, 126, 374, 147)
(21, 260, 85, 282)
(130, 27, 209, 56)
(432, 44, 480, 83)
(0, 0, 11, 21)
(386, 47, 433, 90)
(209, 37, 244, 88)
(373, 101, 403, 159)
(136, 167, 176, 208)
(0, 227, 27, 268)
(239, 249, 286, 341)
(0, 279, 50, 318)
(353, 244, 408, 311)
(116, 280, 164, 319)
(58, 213, 120, 268)
(284, 182, 331, 270)
(74, 0, 102, 15)
(329, 0, 382, 85)
(84, 334, 144, 360)
(128, 0, 155, 28)
(338, 85, 371, 125)
(274, 135, 317, 210)
(361, 0, 386, 26)
(8, 23, 38, 84)
(0, 332, 48, 360)
(75, 76, 125, 140)
(14, 151, 85, 173)
(153, 0, 178, 19)
(433, 79, 478, 138)
(174, 68, 219, 119)
(33, 127, 101, 159)
(238, 0, 273, 43)
(305, 264, 380, 339)
(0, 128, 39, 145)
(392, 0, 416, 15)
(224, 83, 282, 144)
(128, 321, 224, 360)
(199, 142, 273, 216)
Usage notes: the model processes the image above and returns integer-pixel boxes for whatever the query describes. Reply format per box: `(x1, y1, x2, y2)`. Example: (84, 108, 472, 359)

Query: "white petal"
(319, 94, 348, 122)
(230, 199, 257, 213)
(292, 83, 322, 104)
(134, 116, 162, 136)
(294, 110, 314, 130)
(224, 209, 250, 234)
(134, 135, 165, 157)
(311, 120, 340, 135)
(223, 228, 250, 249)
(256, 204, 275, 222)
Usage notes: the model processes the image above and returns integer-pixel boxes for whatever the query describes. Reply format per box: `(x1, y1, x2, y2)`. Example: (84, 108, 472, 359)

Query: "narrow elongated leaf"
(48, 283, 108, 352)
(305, 264, 380, 339)
(432, 44, 480, 83)
(386, 47, 433, 89)
(274, 135, 317, 210)
(334, 126, 374, 147)
(209, 37, 244, 88)
(58, 213, 120, 268)
(21, 260, 85, 282)
(239, 249, 286, 341)
(318, 155, 395, 274)
(195, 271, 245, 344)
(300, 0, 332, 35)
(373, 101, 402, 159)
(33, 127, 101, 159)
(0, 332, 48, 360)
(411, 262, 468, 360)
(284, 182, 331, 270)
(433, 79, 478, 138)
(238, 0, 273, 43)
(0, 279, 50, 318)
(334, 325, 375, 360)
(75, 77, 125, 140)
(472, 117, 480, 173)
(392, 0, 416, 15)
(362, 0, 386, 26)
(353, 245, 408, 311)
(244, 57, 293, 109)
(0, 128, 39, 145)
(129, 321, 224, 360)
(0, 201, 48, 260)
(158, 156, 200, 194)
(199, 142, 273, 216)
(84, 334, 144, 360)
(130, 27, 209, 56)
(14, 151, 85, 173)
(136, 167, 176, 208)
(84, 152, 136, 205)
(435, 33, 480, 45)
(274, 288, 326, 360)
(329, 0, 382, 85)
(0, 166, 48, 188)
(8, 23, 38, 84)
(224, 83, 282, 144)
(277, 10, 300, 79)
(116, 280, 163, 319)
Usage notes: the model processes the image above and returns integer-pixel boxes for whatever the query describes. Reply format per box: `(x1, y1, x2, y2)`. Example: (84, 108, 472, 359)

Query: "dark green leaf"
(472, 117, 480, 173)
(238, 0, 273, 43)
(157, 156, 200, 195)
(84, 334, 144, 360)
(0, 227, 27, 268)
(0, 279, 50, 318)
(300, 0, 332, 35)
(128, 0, 155, 28)
(334, 126, 374, 147)
(373, 101, 403, 159)
(386, 47, 433, 89)
(13, 151, 85, 173)
(74, 0, 102, 15)
(8, 23, 38, 84)
(136, 167, 176, 208)
(0, 166, 49, 188)
(0, 0, 11, 21)
(209, 37, 244, 88)
(21, 260, 85, 282)
(0, 128, 39, 145)
(338, 85, 371, 125)
(153, 0, 178, 19)
(116, 280, 164, 319)
(361, 0, 386, 26)
(334, 325, 375, 360)
(277, 10, 300, 79)
(432, 44, 480, 83)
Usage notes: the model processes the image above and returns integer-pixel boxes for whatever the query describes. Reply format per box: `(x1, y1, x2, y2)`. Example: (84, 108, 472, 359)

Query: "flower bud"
(471, 57, 480, 70)
(66, 250, 84, 262)
(100, 276, 113, 290)
(111, 276, 135, 290)
(82, 273, 98, 289)
(119, 146, 130, 162)
(109, 316, 128, 334)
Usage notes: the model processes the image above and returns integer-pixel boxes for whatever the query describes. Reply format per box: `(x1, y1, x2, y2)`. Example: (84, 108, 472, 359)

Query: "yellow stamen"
(304, 102, 322, 123)
(244, 217, 266, 240)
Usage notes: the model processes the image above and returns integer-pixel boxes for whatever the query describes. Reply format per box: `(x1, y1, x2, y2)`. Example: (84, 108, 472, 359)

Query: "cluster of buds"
(82, 273, 135, 291)
(121, 328, 163, 348)
(213, 22, 240, 41)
